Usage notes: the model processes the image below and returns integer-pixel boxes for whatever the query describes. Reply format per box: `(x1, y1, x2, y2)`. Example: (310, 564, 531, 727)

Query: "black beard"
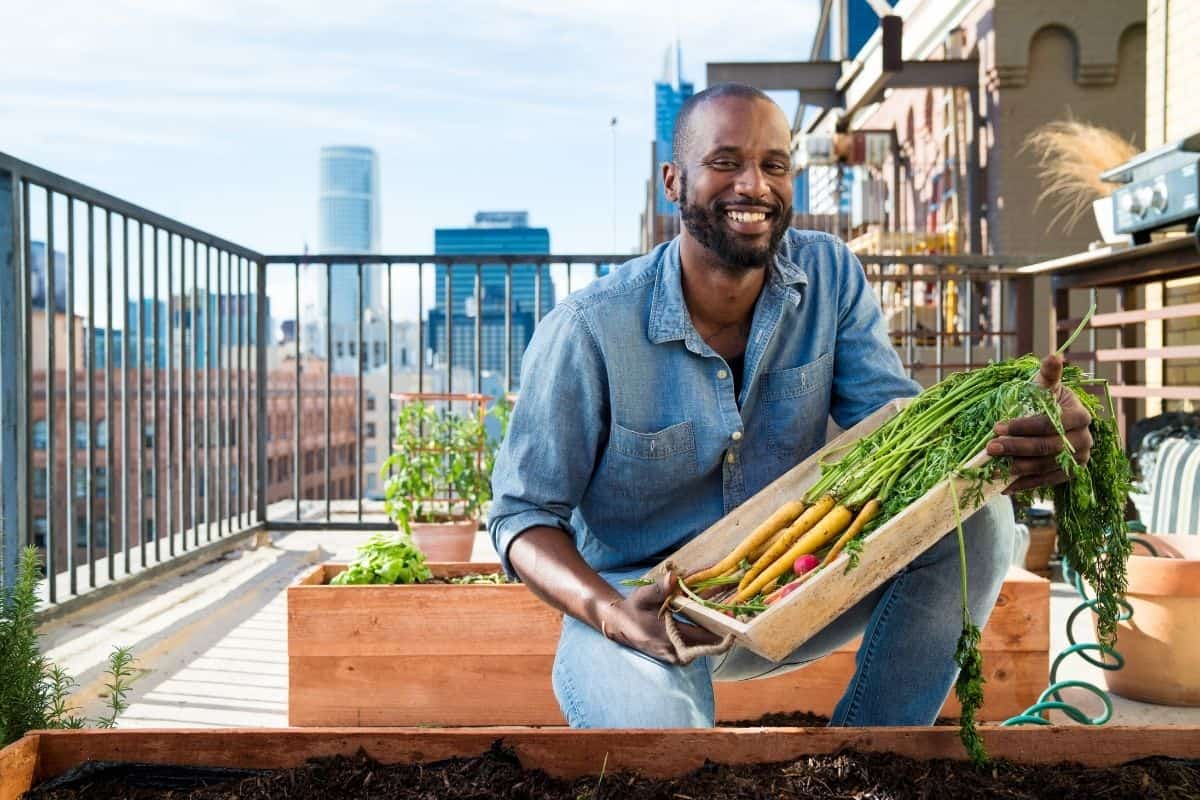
(677, 171, 791, 274)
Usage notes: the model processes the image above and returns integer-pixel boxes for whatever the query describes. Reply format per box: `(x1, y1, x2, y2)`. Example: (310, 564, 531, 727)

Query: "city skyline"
(1, 1, 815, 260)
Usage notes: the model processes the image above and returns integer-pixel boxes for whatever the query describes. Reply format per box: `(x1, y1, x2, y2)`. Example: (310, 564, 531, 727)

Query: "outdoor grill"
(1102, 130, 1200, 244)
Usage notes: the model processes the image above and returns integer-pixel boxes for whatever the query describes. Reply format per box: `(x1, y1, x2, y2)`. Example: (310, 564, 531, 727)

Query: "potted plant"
(379, 394, 507, 562)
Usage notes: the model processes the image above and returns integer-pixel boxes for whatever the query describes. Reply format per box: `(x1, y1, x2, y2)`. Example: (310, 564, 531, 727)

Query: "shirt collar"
(647, 234, 809, 345)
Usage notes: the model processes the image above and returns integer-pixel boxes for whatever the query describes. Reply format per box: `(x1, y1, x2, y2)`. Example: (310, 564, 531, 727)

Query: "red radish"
(793, 554, 820, 576)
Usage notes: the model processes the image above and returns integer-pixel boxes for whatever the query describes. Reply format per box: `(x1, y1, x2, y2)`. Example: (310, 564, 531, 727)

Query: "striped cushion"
(1144, 438, 1200, 535)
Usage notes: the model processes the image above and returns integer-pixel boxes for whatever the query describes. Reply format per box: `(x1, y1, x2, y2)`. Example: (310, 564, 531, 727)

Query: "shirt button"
(717, 369, 728, 380)
(730, 431, 743, 442)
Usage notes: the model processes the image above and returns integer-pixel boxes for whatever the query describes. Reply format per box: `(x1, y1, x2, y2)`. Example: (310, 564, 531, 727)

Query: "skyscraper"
(653, 42, 694, 217)
(307, 146, 387, 373)
(429, 211, 552, 383)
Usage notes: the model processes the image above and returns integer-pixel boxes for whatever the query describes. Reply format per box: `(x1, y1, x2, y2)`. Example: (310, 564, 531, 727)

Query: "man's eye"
(711, 160, 738, 169)
(765, 163, 791, 175)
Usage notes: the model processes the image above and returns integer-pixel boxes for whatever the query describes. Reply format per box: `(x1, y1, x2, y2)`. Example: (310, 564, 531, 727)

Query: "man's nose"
(734, 163, 769, 199)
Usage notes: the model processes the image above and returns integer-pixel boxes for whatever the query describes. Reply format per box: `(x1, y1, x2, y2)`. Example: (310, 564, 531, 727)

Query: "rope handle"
(661, 600, 736, 665)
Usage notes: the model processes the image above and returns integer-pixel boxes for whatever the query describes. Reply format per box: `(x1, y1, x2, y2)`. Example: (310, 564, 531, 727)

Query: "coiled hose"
(1002, 532, 1154, 727)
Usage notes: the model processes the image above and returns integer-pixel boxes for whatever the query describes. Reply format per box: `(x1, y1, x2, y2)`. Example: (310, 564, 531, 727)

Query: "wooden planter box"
(5, 726, 1200, 799)
(288, 562, 1049, 726)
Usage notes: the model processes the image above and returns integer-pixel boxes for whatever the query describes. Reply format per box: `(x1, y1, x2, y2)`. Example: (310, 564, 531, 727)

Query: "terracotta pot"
(409, 519, 478, 562)
(1105, 534, 1200, 706)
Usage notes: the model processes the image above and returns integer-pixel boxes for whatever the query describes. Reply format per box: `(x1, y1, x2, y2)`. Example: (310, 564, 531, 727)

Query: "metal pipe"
(152, 228, 162, 558)
(165, 233, 174, 558)
(445, 262, 453, 394)
(356, 261, 364, 522)
(256, 258, 267, 526)
(0, 168, 27, 599)
(505, 263, 512, 394)
(105, 209, 114, 577)
(65, 198, 77, 589)
(191, 240, 198, 547)
(237, 256, 245, 529)
(205, 246, 213, 541)
(85, 204, 95, 590)
(386, 262, 393, 480)
(474, 264, 482, 395)
(935, 266, 944, 383)
(217, 249, 225, 538)
(293, 260, 300, 519)
(325, 261, 331, 519)
(417, 263, 424, 394)
(122, 216, 131, 574)
(44, 191, 57, 588)
(136, 221, 145, 566)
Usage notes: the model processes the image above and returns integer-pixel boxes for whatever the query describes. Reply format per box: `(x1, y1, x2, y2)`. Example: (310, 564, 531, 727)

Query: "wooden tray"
(5, 726, 1200, 799)
(649, 398, 1003, 661)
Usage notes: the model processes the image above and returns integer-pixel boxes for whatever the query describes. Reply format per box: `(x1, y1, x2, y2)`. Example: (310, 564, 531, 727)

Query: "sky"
(2, 0, 819, 321)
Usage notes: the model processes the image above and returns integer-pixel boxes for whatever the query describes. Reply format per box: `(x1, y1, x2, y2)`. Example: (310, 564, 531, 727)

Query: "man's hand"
(598, 568, 724, 665)
(986, 353, 1093, 494)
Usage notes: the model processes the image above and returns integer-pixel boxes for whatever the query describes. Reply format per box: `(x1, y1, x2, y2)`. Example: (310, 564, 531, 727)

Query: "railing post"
(256, 259, 267, 526)
(1, 165, 27, 596)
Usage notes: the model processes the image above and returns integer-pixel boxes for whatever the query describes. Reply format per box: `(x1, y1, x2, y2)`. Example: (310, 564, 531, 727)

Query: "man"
(488, 83, 1092, 728)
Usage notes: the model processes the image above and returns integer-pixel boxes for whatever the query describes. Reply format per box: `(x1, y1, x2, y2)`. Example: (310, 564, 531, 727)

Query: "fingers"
(1038, 352, 1063, 389)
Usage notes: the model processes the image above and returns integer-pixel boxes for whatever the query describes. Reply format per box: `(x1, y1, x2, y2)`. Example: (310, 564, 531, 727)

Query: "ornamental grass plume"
(1022, 119, 1138, 233)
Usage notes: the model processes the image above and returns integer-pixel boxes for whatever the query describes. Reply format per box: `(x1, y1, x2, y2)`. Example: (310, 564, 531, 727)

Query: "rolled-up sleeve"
(488, 302, 609, 576)
(830, 242, 922, 429)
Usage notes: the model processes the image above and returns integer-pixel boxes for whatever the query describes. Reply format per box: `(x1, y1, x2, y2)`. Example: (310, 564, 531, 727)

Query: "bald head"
(671, 83, 783, 165)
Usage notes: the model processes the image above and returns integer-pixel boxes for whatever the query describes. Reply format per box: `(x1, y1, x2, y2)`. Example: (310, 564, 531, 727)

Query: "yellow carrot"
(734, 504, 854, 603)
(738, 495, 836, 590)
(821, 499, 881, 567)
(685, 500, 805, 586)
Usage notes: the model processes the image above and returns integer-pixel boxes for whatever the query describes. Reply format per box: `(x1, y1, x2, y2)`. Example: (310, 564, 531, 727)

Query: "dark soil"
(24, 741, 1200, 800)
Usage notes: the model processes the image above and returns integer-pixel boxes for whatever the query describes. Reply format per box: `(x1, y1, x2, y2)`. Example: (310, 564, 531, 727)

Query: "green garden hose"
(1002, 533, 1153, 728)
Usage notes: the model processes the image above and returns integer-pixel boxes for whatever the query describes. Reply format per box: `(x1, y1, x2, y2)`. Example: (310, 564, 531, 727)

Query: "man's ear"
(662, 162, 681, 204)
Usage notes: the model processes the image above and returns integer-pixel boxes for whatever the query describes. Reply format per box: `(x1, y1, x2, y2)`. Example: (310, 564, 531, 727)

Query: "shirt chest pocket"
(762, 353, 835, 469)
(605, 420, 698, 507)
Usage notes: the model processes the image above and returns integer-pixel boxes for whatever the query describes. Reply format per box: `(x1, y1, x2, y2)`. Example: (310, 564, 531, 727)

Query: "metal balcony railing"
(0, 151, 1031, 610)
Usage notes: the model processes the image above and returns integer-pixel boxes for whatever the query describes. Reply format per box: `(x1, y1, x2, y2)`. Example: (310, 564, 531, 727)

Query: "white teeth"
(726, 210, 767, 223)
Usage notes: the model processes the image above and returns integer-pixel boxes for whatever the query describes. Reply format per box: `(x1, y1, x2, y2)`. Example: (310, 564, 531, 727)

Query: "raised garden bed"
(288, 562, 1049, 726)
(4, 727, 1199, 799)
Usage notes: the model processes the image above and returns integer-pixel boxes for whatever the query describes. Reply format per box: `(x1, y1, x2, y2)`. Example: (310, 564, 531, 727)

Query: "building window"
(144, 424, 155, 450)
(75, 515, 88, 548)
(144, 469, 155, 498)
(366, 395, 376, 411)
(365, 422, 376, 439)
(96, 419, 108, 448)
(33, 467, 47, 499)
(95, 466, 108, 499)
(73, 466, 87, 498)
(336, 342, 344, 358)
(94, 518, 109, 551)
(33, 420, 48, 450)
(365, 446, 376, 464)
(197, 474, 205, 497)
(33, 517, 47, 549)
(75, 420, 88, 449)
(367, 473, 378, 493)
(144, 519, 155, 542)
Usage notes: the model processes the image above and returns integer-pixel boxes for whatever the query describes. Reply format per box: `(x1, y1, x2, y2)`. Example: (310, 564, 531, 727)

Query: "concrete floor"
(39, 529, 1200, 729)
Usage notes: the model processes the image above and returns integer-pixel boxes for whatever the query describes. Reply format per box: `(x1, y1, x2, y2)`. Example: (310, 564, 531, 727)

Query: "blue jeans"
(551, 495, 1015, 727)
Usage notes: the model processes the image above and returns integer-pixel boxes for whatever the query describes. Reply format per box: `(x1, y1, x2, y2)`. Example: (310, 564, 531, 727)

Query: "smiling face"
(664, 94, 794, 273)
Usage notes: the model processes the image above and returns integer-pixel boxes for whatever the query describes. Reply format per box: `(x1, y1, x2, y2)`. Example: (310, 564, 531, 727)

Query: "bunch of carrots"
(660, 310, 1133, 763)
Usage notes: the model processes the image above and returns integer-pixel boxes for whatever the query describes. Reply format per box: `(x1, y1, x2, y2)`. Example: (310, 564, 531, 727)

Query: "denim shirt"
(488, 229, 921, 576)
